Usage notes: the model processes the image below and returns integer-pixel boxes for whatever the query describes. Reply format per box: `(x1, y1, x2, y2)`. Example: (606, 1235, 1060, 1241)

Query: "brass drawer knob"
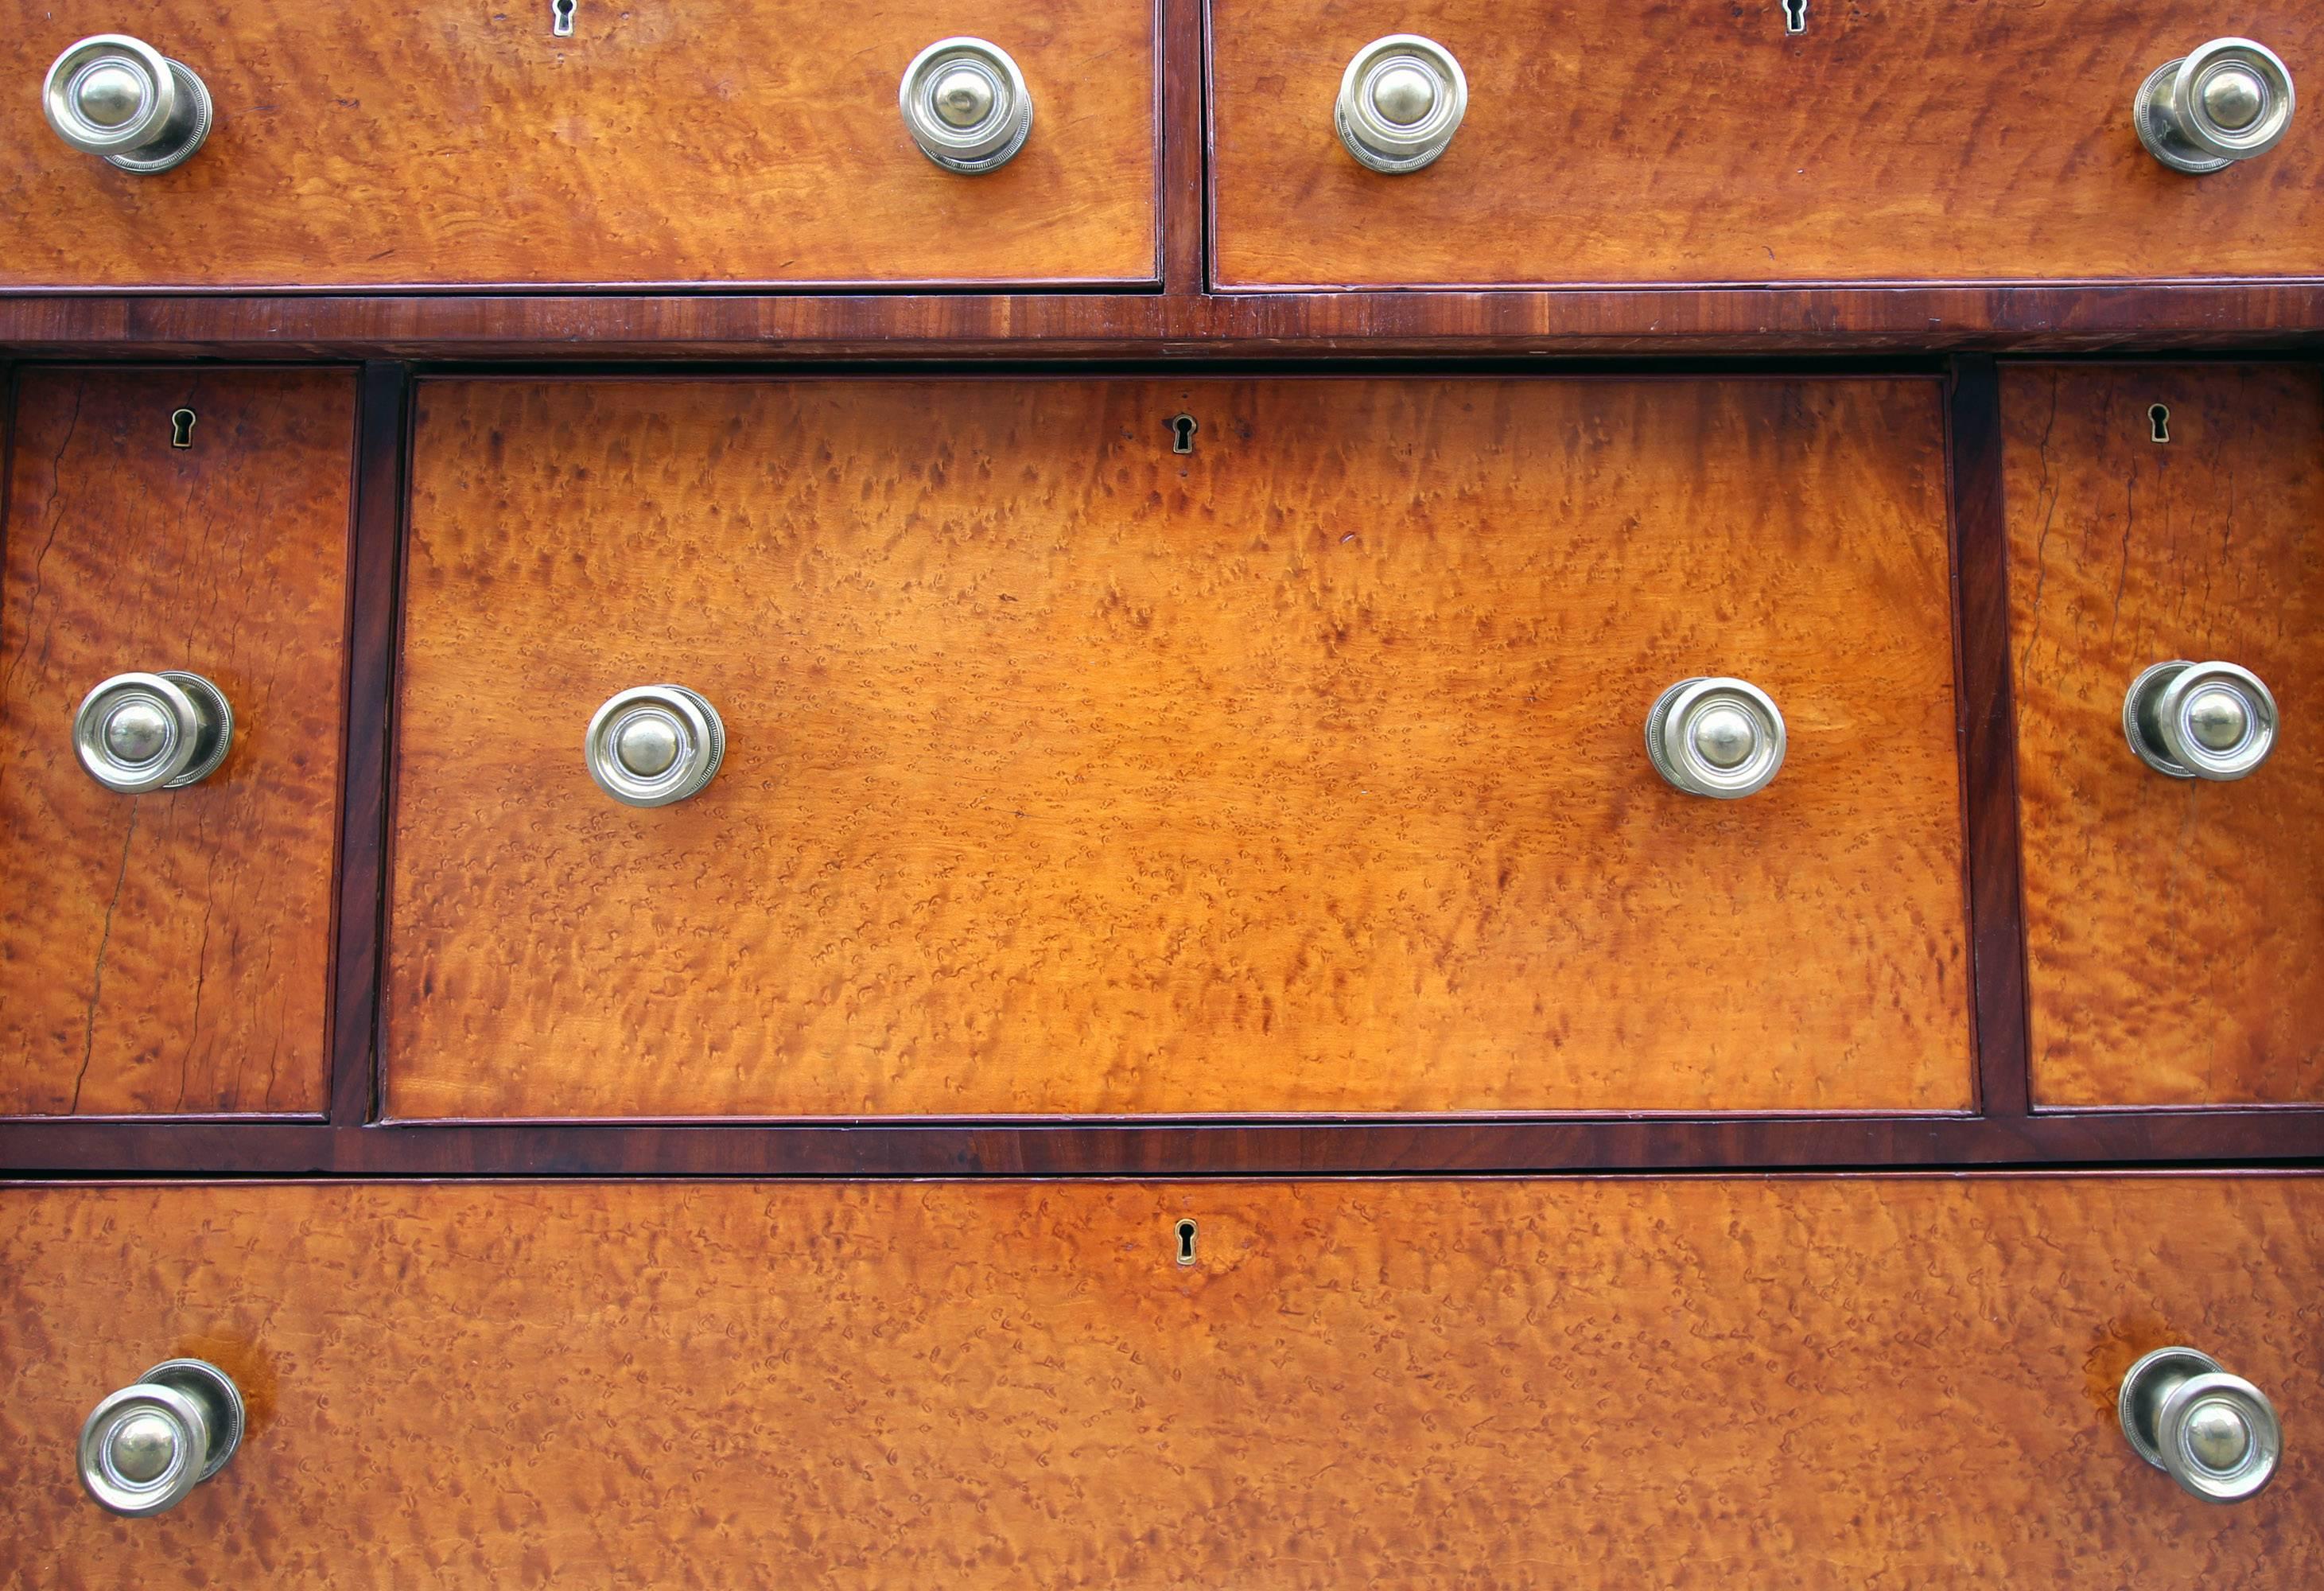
(2136, 37, 2295, 173)
(1646, 677, 1787, 799)
(1335, 34, 1467, 173)
(900, 37, 1034, 173)
(79, 1359, 244, 1517)
(2120, 1346, 2283, 1503)
(585, 684, 725, 807)
(42, 33, 212, 174)
(2122, 659, 2276, 780)
(73, 671, 235, 793)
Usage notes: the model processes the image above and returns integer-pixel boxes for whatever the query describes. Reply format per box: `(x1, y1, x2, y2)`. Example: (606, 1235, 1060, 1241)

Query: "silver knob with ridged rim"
(43, 34, 212, 173)
(2119, 1346, 2283, 1503)
(79, 1359, 245, 1517)
(1646, 677, 1787, 799)
(73, 671, 234, 793)
(2136, 38, 2295, 174)
(1335, 35, 1467, 173)
(2123, 659, 2276, 780)
(586, 685, 725, 807)
(900, 37, 1033, 173)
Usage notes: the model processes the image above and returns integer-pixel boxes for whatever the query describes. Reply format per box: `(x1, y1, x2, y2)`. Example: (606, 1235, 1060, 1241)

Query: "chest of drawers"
(1, 1, 2318, 1583)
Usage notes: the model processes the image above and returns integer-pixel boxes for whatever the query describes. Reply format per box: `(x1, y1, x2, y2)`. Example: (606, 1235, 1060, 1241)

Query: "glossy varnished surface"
(2005, 364, 2324, 1106)
(2, 1177, 2320, 1585)
(389, 376, 1969, 1119)
(1211, 0, 2324, 287)
(0, 370, 352, 1116)
(0, 0, 1157, 290)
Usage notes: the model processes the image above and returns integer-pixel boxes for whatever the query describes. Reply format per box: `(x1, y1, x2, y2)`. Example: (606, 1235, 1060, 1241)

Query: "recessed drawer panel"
(3, 1177, 2318, 1585)
(387, 376, 1969, 1120)
(2005, 363, 2324, 1107)
(0, 1, 1157, 290)
(1210, 0, 2324, 288)
(0, 369, 354, 1117)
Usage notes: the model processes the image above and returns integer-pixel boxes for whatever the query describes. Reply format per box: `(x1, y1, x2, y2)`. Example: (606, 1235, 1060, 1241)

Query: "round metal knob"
(79, 1360, 245, 1517)
(43, 34, 213, 174)
(73, 671, 234, 793)
(585, 685, 725, 807)
(2119, 1346, 2283, 1503)
(2136, 38, 2295, 174)
(2122, 659, 2276, 780)
(1646, 677, 1787, 799)
(1335, 35, 1467, 173)
(900, 37, 1032, 173)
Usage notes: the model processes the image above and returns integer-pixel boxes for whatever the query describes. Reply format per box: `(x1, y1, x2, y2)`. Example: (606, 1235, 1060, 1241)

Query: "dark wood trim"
(1946, 356, 2034, 1120)
(0, 1111, 2315, 1176)
(1159, 0, 1205, 305)
(327, 364, 411, 1126)
(2, 284, 2323, 363)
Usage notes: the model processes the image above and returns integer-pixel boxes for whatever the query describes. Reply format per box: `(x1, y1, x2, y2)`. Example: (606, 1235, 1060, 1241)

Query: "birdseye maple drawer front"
(0, 369, 354, 1118)
(1210, 0, 2324, 287)
(0, 0, 1156, 290)
(6, 1177, 2322, 1586)
(2006, 364, 2324, 1108)
(388, 376, 1969, 1120)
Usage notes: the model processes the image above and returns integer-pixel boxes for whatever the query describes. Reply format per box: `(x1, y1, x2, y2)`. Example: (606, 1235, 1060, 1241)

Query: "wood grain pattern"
(388, 376, 1970, 1120)
(1211, 0, 2324, 287)
(5, 286, 2324, 362)
(0, 0, 1157, 290)
(0, 369, 354, 1116)
(2, 1177, 2320, 1587)
(2005, 364, 2324, 1106)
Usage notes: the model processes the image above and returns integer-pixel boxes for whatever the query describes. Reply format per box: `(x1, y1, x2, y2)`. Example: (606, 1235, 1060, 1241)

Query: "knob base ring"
(102, 58, 211, 174)
(2119, 1344, 2223, 1469)
(2137, 60, 2237, 173)
(142, 1358, 245, 1481)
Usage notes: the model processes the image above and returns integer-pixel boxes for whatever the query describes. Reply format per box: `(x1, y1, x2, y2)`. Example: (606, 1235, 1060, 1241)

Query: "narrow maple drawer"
(386, 375, 1970, 1120)
(2004, 362, 2324, 1107)
(0, 369, 354, 1117)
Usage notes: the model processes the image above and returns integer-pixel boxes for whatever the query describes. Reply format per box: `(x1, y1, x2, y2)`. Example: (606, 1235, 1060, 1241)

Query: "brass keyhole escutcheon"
(1169, 414, 1198, 455)
(1174, 1218, 1198, 1266)
(169, 409, 196, 449)
(2149, 403, 2171, 444)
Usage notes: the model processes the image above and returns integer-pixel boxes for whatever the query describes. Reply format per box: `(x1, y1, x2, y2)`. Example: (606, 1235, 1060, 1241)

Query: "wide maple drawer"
(4, 1176, 2318, 1585)
(0, 1, 1157, 290)
(1210, 0, 2324, 288)
(0, 368, 354, 1118)
(386, 375, 1970, 1120)
(2005, 363, 2324, 1107)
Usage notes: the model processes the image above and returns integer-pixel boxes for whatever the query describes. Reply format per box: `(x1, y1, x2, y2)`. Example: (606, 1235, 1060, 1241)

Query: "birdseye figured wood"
(0, 0, 1158, 290)
(1210, 0, 2324, 288)
(2, 1177, 2321, 1587)
(2004, 363, 2324, 1107)
(0, 368, 354, 1116)
(388, 375, 1971, 1120)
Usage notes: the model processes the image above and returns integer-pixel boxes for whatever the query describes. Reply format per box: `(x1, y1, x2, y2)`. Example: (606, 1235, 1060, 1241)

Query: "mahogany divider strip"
(1948, 356, 2034, 1121)
(327, 363, 411, 1126)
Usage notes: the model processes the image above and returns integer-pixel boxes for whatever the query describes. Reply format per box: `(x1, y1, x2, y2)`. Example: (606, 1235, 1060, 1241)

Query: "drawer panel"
(0, 370, 354, 1117)
(3, 1177, 2318, 1585)
(2004, 364, 2324, 1107)
(387, 376, 1969, 1120)
(0, 1, 1157, 290)
(1211, 0, 2324, 288)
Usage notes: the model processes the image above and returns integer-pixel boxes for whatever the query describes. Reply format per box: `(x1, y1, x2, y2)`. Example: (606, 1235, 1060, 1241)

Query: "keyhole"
(169, 409, 196, 449)
(552, 0, 576, 37)
(1174, 1218, 1198, 1266)
(2148, 404, 2171, 444)
(1169, 414, 1198, 455)
(1782, 0, 1807, 33)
